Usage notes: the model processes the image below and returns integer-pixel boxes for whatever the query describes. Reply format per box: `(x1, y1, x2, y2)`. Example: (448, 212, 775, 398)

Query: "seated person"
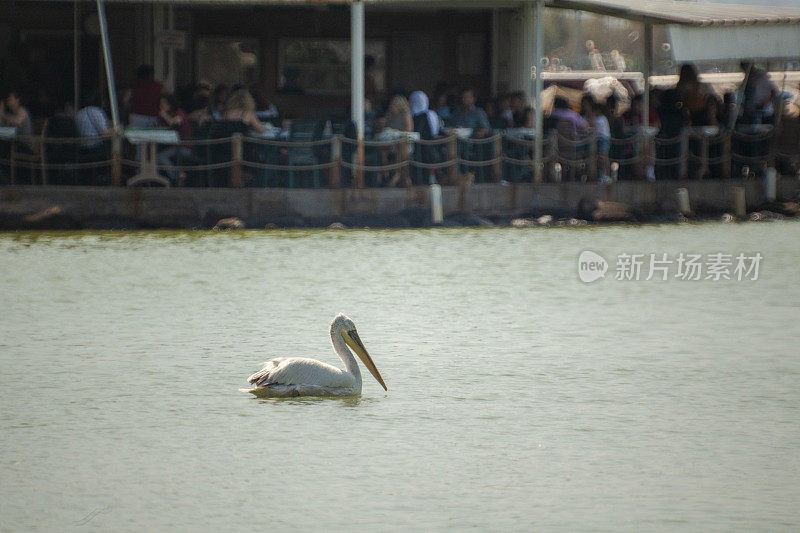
(75, 91, 113, 157)
(157, 93, 194, 185)
(450, 88, 491, 138)
(386, 95, 413, 132)
(549, 96, 588, 139)
(409, 90, 440, 138)
(187, 95, 213, 130)
(1, 90, 33, 136)
(223, 89, 265, 134)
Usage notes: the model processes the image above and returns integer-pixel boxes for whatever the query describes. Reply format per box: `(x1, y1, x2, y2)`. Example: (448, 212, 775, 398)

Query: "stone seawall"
(1, 178, 798, 229)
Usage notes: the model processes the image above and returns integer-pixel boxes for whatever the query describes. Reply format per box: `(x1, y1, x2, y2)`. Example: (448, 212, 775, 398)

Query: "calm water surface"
(1, 223, 799, 531)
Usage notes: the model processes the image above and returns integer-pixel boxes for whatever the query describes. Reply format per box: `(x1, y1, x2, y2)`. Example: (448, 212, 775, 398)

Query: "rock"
(511, 218, 536, 228)
(748, 210, 785, 222)
(327, 222, 347, 230)
(721, 213, 735, 223)
(536, 214, 553, 225)
(213, 217, 245, 230)
(264, 223, 278, 229)
(577, 197, 640, 222)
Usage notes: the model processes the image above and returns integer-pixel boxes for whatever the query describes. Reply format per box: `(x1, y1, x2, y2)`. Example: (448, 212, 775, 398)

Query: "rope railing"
(0, 126, 789, 187)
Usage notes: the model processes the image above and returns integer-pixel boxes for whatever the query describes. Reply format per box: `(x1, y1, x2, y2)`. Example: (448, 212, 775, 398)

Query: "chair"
(287, 119, 320, 188)
(555, 121, 594, 182)
(412, 113, 446, 185)
(204, 121, 248, 187)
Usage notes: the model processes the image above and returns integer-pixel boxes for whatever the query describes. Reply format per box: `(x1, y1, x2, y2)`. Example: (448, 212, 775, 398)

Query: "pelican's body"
(241, 314, 387, 398)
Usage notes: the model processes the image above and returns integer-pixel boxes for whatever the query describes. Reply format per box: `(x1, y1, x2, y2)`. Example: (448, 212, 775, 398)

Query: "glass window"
(277, 38, 386, 95)
(196, 37, 259, 88)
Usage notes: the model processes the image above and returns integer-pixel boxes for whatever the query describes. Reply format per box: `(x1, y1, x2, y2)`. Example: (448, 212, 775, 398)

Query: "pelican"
(241, 314, 387, 398)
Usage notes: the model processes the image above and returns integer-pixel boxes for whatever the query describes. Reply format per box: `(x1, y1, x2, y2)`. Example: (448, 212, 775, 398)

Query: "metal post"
(643, 23, 652, 131)
(642, 23, 653, 180)
(533, 0, 544, 183)
(491, 9, 499, 96)
(351, 0, 365, 188)
(73, 1, 80, 113)
(96, 0, 119, 129)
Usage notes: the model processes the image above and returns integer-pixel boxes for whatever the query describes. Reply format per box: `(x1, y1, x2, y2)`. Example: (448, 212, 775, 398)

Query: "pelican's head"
(333, 313, 387, 391)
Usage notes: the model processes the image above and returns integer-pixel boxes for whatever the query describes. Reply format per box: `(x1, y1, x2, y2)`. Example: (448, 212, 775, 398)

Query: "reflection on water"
(1, 223, 800, 531)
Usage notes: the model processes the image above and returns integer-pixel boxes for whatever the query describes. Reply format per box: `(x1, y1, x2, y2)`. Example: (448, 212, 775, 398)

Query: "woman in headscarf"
(409, 90, 440, 139)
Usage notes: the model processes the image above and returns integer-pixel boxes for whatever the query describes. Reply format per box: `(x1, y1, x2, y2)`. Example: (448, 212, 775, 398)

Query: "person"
(386, 95, 413, 132)
(129, 65, 163, 128)
(498, 94, 514, 126)
(188, 95, 213, 130)
(591, 99, 611, 182)
(223, 89, 265, 134)
(740, 62, 777, 125)
(622, 93, 659, 130)
(1, 90, 33, 136)
(450, 87, 490, 138)
(675, 64, 716, 127)
(485, 98, 509, 130)
(210, 84, 229, 121)
(156, 93, 194, 185)
(550, 96, 588, 138)
(409, 90, 440, 138)
(433, 91, 455, 126)
(75, 91, 112, 151)
(252, 88, 279, 124)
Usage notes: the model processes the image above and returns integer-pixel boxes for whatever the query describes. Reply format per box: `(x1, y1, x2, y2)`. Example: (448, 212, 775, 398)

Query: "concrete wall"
(2, 178, 797, 229)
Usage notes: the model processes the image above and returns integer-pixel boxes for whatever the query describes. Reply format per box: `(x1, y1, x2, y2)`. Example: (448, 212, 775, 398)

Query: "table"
(0, 127, 17, 140)
(124, 128, 179, 187)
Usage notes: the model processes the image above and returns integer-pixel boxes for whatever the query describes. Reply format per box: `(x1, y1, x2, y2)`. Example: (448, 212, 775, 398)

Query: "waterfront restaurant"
(2, 0, 800, 190)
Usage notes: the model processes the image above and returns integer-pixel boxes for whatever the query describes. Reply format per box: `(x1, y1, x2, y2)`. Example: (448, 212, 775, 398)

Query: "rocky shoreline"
(2, 199, 798, 231)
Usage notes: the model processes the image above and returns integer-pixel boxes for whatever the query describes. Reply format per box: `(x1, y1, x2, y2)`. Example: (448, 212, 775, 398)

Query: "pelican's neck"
(331, 325, 362, 389)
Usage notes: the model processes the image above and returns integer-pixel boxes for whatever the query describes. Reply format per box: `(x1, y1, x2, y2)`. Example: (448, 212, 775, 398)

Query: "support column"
(154, 4, 176, 91)
(533, 0, 544, 183)
(73, 1, 80, 112)
(491, 9, 499, 95)
(96, 0, 119, 128)
(351, 0, 365, 187)
(643, 23, 652, 130)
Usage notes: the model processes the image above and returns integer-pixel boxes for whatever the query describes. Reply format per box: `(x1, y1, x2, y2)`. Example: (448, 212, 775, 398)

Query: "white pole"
(351, 1, 365, 140)
(430, 184, 443, 224)
(96, 0, 119, 129)
(351, 0, 365, 186)
(533, 0, 544, 183)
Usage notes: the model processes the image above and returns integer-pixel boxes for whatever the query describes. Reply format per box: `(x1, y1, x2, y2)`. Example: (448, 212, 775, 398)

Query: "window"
(196, 37, 259, 88)
(277, 38, 386, 95)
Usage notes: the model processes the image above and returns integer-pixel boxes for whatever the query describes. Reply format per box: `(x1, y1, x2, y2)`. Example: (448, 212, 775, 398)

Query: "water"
(1, 223, 799, 531)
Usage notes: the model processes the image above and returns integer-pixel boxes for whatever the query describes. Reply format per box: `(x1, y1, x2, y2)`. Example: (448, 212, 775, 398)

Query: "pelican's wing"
(247, 357, 356, 389)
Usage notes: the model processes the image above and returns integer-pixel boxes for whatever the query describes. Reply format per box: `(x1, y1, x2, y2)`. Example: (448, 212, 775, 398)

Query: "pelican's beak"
(343, 329, 387, 391)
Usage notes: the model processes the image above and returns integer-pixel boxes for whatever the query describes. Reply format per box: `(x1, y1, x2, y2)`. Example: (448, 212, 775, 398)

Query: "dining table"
(124, 128, 179, 187)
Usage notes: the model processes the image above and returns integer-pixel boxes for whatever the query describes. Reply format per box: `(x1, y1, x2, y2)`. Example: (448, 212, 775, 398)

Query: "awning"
(547, 0, 800, 62)
(546, 0, 800, 26)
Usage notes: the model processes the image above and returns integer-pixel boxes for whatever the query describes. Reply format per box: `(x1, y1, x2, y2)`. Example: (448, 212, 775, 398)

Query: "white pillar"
(351, 0, 365, 141)
(96, 0, 119, 128)
(533, 0, 544, 183)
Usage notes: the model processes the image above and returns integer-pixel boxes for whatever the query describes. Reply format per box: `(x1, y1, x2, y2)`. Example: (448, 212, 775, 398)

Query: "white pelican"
(241, 314, 387, 398)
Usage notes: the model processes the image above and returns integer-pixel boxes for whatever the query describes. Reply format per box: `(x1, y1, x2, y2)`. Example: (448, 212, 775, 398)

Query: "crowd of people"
(0, 60, 787, 185)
